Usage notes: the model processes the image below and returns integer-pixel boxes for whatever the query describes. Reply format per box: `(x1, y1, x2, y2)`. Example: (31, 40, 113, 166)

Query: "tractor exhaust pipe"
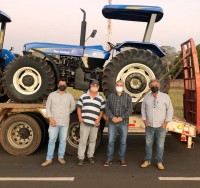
(80, 9, 87, 46)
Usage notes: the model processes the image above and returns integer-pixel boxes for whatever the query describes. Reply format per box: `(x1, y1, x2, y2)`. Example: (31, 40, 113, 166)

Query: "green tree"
(196, 44, 200, 67)
(170, 44, 200, 79)
(170, 55, 184, 79)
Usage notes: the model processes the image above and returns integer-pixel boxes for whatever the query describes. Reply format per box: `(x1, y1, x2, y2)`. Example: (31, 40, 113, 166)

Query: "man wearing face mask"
(104, 80, 132, 167)
(141, 79, 173, 170)
(41, 78, 76, 167)
(77, 80, 105, 166)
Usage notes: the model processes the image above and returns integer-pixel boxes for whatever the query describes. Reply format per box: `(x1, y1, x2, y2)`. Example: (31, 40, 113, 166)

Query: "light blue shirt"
(46, 90, 76, 126)
(141, 91, 174, 128)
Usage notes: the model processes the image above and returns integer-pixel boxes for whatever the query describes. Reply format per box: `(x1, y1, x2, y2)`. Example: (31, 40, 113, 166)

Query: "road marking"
(0, 177, 75, 181)
(159, 177, 200, 181)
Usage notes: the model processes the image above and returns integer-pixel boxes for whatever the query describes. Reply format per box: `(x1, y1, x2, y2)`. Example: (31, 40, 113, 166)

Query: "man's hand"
(94, 119, 100, 127)
(112, 117, 123, 123)
(79, 117, 84, 124)
(161, 122, 168, 128)
(117, 117, 123, 122)
(143, 120, 149, 126)
(49, 117, 56, 127)
(112, 117, 119, 123)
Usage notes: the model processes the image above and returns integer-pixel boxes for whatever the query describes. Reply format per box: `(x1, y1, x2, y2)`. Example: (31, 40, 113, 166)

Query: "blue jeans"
(46, 125, 68, 160)
(144, 126, 166, 164)
(107, 123, 128, 161)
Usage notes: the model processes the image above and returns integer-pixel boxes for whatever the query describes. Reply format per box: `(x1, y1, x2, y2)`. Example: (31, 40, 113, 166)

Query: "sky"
(1, 0, 200, 55)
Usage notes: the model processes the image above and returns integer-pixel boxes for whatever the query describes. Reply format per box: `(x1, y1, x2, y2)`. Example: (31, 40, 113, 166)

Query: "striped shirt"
(141, 91, 174, 128)
(106, 91, 133, 124)
(77, 91, 105, 126)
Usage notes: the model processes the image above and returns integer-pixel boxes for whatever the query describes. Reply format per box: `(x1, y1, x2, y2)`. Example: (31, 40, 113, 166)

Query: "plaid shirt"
(106, 91, 132, 124)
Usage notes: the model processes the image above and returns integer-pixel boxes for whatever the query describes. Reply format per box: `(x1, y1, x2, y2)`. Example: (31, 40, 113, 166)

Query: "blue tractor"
(0, 10, 16, 101)
(2, 5, 169, 111)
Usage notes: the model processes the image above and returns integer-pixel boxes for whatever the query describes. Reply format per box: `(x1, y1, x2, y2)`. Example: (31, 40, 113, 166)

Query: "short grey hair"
(149, 79, 160, 88)
(116, 80, 124, 86)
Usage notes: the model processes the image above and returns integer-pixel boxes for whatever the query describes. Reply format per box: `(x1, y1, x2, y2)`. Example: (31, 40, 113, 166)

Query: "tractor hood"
(24, 42, 110, 60)
(102, 5, 163, 22)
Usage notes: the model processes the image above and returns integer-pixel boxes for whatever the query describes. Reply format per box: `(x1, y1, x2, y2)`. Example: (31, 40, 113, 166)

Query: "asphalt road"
(1, 134, 200, 188)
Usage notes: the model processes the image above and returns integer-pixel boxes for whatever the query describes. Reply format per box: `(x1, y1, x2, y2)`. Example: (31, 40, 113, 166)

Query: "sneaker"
(87, 157, 95, 164)
(119, 160, 127, 167)
(77, 159, 84, 166)
(157, 163, 164, 170)
(140, 161, 151, 168)
(41, 160, 52, 167)
(104, 159, 112, 167)
(58, 158, 66, 165)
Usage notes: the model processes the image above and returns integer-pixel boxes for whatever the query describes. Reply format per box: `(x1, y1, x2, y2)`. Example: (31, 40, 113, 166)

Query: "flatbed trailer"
(0, 101, 196, 157)
(0, 102, 103, 156)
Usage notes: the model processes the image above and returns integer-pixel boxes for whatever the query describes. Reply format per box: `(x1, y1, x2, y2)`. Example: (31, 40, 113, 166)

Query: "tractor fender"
(30, 48, 60, 84)
(115, 41, 165, 58)
(1, 49, 16, 69)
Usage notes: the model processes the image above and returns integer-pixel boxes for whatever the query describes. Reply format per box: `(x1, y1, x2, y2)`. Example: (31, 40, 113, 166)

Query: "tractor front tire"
(2, 55, 55, 103)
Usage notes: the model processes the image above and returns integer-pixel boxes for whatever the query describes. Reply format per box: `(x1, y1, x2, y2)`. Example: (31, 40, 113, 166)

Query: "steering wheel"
(107, 42, 116, 51)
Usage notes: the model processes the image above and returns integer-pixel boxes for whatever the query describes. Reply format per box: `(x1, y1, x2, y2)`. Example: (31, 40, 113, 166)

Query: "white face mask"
(116, 86, 123, 92)
(90, 87, 98, 92)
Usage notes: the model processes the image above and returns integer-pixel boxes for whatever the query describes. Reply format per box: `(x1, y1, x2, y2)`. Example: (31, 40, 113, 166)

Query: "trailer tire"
(21, 112, 48, 146)
(0, 114, 42, 156)
(2, 55, 55, 103)
(66, 113, 103, 156)
(102, 49, 169, 112)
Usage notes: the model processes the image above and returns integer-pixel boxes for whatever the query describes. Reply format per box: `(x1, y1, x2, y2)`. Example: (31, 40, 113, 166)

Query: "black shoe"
(119, 160, 127, 167)
(77, 159, 84, 166)
(104, 160, 112, 167)
(87, 157, 95, 164)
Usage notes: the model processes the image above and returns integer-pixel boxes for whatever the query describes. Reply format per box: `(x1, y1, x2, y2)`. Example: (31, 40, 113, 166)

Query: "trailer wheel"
(2, 55, 55, 103)
(66, 113, 103, 156)
(21, 112, 48, 146)
(0, 114, 41, 156)
(102, 49, 169, 112)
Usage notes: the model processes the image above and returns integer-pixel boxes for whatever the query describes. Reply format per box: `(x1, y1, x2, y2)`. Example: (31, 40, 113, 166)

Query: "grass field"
(168, 87, 184, 119)
(68, 87, 184, 119)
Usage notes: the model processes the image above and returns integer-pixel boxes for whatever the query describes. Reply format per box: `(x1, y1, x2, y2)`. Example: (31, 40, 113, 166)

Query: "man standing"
(77, 80, 105, 166)
(41, 78, 76, 167)
(104, 80, 132, 167)
(141, 79, 173, 170)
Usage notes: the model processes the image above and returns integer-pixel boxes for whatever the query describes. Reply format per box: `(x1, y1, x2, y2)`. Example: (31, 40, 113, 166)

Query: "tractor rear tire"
(0, 114, 42, 156)
(0, 70, 9, 102)
(2, 55, 55, 103)
(102, 49, 169, 112)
